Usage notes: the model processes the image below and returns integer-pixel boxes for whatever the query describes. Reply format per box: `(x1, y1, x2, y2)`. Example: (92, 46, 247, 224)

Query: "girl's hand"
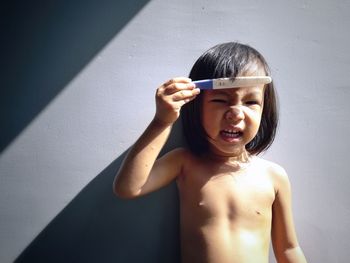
(154, 77, 200, 125)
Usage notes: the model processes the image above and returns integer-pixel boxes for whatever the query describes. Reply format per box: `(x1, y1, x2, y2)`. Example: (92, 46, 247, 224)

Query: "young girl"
(113, 42, 307, 263)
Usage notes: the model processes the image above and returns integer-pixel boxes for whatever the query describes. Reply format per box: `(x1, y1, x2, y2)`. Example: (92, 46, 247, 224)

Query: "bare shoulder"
(164, 147, 202, 175)
(254, 157, 290, 192)
(164, 147, 193, 160)
(167, 147, 191, 156)
(161, 147, 196, 167)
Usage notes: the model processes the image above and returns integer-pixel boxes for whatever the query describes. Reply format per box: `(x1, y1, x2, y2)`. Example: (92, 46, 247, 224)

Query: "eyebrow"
(210, 89, 263, 97)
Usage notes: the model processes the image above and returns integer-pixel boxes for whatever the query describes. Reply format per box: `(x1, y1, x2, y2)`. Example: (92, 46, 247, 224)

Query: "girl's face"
(201, 80, 265, 157)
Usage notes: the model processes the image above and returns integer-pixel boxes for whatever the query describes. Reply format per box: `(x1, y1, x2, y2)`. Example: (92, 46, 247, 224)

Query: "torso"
(176, 152, 276, 263)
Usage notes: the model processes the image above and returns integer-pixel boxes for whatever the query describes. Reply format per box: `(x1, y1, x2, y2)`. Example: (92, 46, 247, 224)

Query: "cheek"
(201, 107, 221, 134)
(253, 109, 263, 122)
(201, 111, 214, 133)
(246, 108, 263, 128)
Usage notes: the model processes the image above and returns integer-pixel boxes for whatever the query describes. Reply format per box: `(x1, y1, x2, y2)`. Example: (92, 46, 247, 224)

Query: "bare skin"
(177, 149, 299, 263)
(113, 77, 307, 263)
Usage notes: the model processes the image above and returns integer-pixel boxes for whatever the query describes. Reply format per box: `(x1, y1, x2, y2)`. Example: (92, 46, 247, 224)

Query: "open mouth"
(220, 129, 243, 139)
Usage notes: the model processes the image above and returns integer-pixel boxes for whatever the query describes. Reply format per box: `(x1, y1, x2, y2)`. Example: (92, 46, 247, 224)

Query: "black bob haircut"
(181, 42, 278, 156)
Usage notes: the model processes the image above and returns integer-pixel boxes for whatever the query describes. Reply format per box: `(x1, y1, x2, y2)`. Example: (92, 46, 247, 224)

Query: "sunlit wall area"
(1, 1, 349, 262)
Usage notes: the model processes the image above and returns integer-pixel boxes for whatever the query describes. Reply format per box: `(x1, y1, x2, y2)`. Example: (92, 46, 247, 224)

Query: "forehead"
(205, 86, 265, 98)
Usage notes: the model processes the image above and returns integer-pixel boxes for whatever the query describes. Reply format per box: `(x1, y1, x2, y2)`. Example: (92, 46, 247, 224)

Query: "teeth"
(224, 129, 240, 134)
(222, 131, 240, 138)
(222, 129, 241, 138)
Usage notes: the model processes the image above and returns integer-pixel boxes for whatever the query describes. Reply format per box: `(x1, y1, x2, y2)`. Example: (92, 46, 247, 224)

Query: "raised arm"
(271, 165, 307, 263)
(113, 77, 200, 198)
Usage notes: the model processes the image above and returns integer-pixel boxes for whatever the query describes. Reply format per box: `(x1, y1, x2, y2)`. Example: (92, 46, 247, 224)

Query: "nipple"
(198, 201, 205, 207)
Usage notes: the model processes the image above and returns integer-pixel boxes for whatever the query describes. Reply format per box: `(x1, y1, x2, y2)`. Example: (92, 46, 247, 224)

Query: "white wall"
(1, 0, 350, 262)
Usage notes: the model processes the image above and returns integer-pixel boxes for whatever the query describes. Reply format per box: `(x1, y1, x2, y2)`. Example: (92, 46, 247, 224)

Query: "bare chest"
(178, 165, 275, 227)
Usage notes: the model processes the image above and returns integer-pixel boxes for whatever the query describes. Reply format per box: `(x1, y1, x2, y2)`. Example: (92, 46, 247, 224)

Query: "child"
(113, 42, 307, 263)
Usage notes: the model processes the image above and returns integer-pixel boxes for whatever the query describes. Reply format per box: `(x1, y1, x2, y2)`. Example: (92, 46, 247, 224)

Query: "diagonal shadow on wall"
(15, 121, 184, 263)
(0, 0, 151, 154)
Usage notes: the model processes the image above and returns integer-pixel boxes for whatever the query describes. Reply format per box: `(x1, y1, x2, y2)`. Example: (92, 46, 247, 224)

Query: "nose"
(225, 106, 244, 122)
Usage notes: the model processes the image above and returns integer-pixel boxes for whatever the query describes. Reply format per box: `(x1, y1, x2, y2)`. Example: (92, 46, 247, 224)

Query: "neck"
(205, 148, 253, 168)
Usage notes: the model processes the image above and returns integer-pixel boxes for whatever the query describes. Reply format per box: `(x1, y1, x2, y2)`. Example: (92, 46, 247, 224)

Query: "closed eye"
(246, 100, 259, 105)
(245, 99, 263, 106)
(211, 99, 228, 103)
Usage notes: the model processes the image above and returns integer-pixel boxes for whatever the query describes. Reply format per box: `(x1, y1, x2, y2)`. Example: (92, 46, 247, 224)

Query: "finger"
(172, 88, 200, 101)
(172, 94, 199, 110)
(162, 77, 192, 88)
(164, 82, 195, 95)
(183, 94, 198, 104)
